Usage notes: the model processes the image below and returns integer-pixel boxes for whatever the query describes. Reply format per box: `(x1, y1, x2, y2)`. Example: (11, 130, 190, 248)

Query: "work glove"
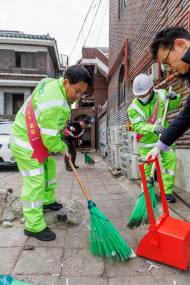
(166, 91, 177, 100)
(146, 145, 161, 161)
(154, 125, 165, 135)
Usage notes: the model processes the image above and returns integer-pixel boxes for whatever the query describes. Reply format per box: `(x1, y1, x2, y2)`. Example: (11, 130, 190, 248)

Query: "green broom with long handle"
(127, 87, 171, 229)
(84, 152, 95, 165)
(68, 159, 134, 261)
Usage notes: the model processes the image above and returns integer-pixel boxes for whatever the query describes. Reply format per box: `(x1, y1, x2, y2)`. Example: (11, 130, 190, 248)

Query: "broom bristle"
(84, 153, 95, 165)
(127, 184, 159, 230)
(89, 204, 132, 261)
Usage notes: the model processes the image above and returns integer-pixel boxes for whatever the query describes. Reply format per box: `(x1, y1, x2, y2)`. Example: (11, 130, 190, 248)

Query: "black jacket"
(160, 47, 190, 146)
(63, 121, 84, 144)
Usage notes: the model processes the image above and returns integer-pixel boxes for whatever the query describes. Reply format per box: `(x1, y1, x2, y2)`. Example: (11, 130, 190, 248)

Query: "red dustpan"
(136, 157, 190, 270)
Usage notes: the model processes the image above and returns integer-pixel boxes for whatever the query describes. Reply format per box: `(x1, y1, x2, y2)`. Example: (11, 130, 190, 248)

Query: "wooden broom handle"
(150, 86, 172, 177)
(68, 159, 91, 201)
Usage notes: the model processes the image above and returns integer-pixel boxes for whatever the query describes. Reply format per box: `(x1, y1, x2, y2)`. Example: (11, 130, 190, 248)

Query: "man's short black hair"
(64, 64, 91, 85)
(150, 26, 190, 60)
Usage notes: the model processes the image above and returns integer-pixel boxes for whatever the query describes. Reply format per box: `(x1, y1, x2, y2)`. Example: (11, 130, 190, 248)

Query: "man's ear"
(174, 38, 187, 50)
(63, 79, 69, 87)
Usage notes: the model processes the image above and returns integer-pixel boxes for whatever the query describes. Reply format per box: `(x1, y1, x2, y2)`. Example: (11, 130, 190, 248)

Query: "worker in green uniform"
(128, 73, 181, 203)
(10, 65, 91, 241)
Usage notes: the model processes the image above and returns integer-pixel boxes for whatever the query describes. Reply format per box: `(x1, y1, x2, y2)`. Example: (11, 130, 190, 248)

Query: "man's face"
(79, 121, 85, 129)
(138, 92, 150, 99)
(157, 39, 190, 75)
(64, 79, 88, 103)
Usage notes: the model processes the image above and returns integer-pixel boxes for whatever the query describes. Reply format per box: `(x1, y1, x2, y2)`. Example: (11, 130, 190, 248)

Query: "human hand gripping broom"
(127, 87, 172, 229)
(68, 158, 136, 260)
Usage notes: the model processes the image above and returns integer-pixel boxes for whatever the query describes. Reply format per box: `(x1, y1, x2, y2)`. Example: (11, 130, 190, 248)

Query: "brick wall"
(0, 50, 15, 71)
(0, 49, 52, 75)
(109, 0, 190, 148)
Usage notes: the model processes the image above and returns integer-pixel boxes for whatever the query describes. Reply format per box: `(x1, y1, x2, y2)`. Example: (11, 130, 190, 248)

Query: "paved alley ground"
(0, 153, 190, 285)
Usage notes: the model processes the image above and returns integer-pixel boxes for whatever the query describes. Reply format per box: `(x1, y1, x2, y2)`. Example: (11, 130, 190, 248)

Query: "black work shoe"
(166, 194, 176, 203)
(24, 227, 56, 241)
(43, 202, 63, 211)
(74, 165, 79, 169)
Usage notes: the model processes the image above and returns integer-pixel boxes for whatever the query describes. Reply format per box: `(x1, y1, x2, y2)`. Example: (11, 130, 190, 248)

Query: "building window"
(13, 94, 24, 114)
(15, 52, 36, 69)
(118, 65, 125, 106)
(119, 0, 126, 18)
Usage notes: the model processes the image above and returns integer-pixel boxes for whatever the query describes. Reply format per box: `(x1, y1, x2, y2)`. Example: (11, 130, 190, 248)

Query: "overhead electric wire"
(69, 0, 95, 60)
(95, 0, 109, 46)
(83, 0, 103, 47)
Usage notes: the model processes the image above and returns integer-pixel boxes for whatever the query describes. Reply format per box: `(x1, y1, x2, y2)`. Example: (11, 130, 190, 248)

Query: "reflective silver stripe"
(20, 167, 44, 176)
(155, 118, 162, 125)
(40, 128, 58, 136)
(138, 142, 156, 148)
(67, 130, 77, 137)
(22, 200, 43, 208)
(38, 99, 69, 111)
(48, 178, 57, 186)
(34, 107, 40, 119)
(11, 135, 33, 150)
(130, 102, 146, 119)
(162, 169, 175, 176)
(130, 117, 144, 124)
(156, 89, 166, 103)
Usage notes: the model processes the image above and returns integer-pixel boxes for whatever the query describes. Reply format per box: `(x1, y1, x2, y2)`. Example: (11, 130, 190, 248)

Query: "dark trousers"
(64, 140, 76, 168)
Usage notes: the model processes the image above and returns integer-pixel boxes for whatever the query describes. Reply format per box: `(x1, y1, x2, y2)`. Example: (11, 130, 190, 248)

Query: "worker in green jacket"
(128, 73, 181, 203)
(10, 65, 91, 241)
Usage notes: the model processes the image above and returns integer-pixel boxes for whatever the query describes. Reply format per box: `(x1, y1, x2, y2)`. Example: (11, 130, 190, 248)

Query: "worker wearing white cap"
(128, 73, 181, 203)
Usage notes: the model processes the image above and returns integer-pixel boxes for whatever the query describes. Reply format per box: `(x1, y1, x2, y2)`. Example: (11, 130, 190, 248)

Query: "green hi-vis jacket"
(127, 89, 181, 147)
(11, 77, 71, 154)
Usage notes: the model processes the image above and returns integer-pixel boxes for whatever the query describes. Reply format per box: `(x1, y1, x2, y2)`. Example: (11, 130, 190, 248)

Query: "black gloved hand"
(166, 91, 177, 100)
(154, 125, 165, 135)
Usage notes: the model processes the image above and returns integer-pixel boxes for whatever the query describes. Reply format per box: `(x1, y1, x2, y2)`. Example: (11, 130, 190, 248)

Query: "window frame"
(118, 64, 126, 107)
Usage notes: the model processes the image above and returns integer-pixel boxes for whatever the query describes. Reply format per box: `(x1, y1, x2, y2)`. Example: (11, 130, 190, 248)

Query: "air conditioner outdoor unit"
(110, 126, 123, 145)
(111, 145, 122, 169)
(149, 63, 159, 82)
(125, 153, 141, 180)
(128, 131, 139, 155)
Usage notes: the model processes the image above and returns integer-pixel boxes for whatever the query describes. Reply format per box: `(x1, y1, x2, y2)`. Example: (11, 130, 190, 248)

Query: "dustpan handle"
(155, 157, 169, 215)
(148, 87, 171, 183)
(139, 163, 156, 226)
(68, 159, 91, 201)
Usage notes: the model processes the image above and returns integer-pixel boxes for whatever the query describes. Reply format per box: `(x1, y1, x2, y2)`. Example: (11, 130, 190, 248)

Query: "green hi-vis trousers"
(140, 147, 176, 194)
(11, 144, 56, 232)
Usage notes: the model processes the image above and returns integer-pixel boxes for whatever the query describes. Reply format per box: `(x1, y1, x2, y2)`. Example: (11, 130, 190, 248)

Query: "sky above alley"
(0, 0, 109, 65)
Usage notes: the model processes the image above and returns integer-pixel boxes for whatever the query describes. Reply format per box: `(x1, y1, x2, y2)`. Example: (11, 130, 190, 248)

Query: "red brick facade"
(108, 0, 190, 148)
(73, 47, 108, 149)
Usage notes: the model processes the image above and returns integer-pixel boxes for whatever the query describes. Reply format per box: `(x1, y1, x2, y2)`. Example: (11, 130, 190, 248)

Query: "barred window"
(15, 52, 36, 69)
(118, 0, 126, 19)
(118, 64, 125, 106)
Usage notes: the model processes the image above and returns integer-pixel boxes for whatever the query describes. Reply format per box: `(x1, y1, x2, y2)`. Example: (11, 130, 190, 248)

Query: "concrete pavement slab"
(0, 228, 27, 246)
(65, 228, 89, 249)
(105, 257, 151, 278)
(0, 247, 21, 274)
(61, 248, 104, 277)
(13, 247, 63, 274)
(1, 153, 190, 283)
(108, 276, 160, 285)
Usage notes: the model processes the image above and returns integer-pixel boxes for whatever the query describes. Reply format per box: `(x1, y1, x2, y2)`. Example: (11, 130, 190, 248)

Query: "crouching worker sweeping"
(10, 65, 91, 241)
(128, 74, 181, 203)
